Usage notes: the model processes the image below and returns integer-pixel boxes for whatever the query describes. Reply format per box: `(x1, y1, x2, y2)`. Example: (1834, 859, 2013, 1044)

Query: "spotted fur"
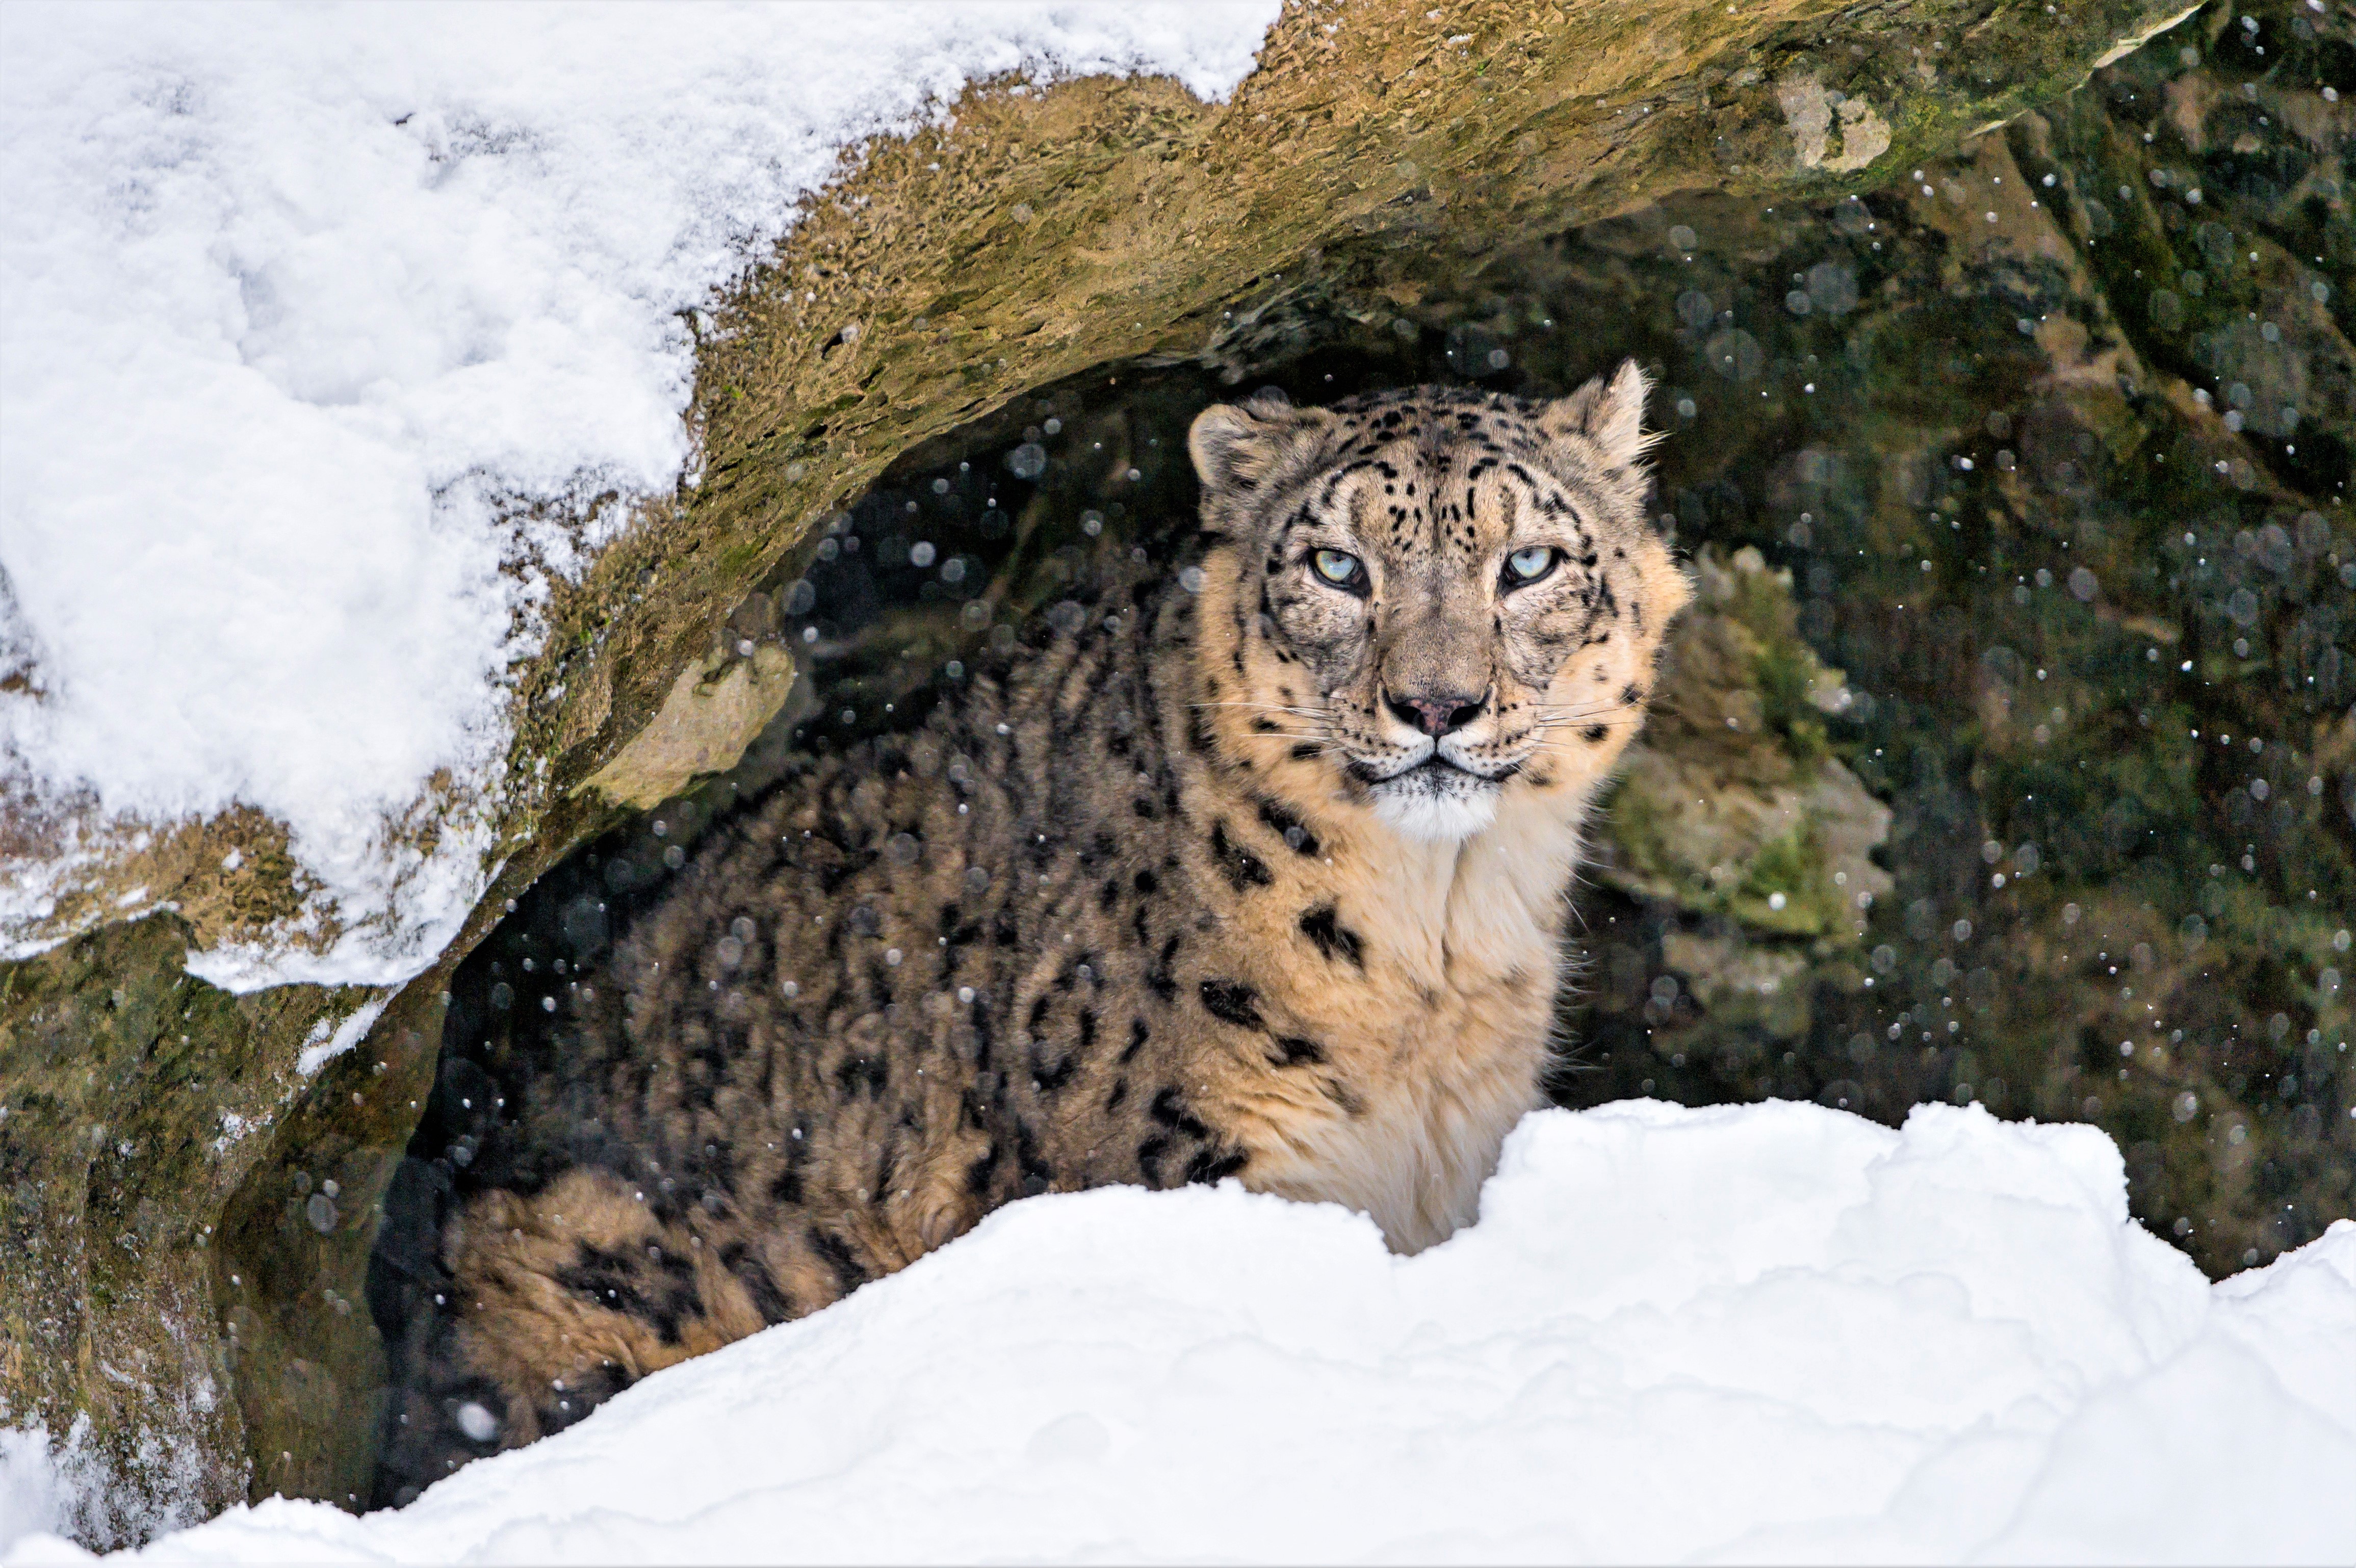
(376, 368, 1690, 1501)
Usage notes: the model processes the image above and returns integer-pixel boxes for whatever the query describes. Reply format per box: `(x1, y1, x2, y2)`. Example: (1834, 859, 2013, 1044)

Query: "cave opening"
(352, 5, 2356, 1510)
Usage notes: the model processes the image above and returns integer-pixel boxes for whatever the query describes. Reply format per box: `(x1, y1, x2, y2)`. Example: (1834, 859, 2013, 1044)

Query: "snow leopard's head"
(1187, 367, 1689, 843)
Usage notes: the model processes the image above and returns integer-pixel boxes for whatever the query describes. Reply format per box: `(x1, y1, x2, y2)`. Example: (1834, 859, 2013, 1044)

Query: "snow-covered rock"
(0, 1, 1279, 988)
(9, 1099, 2348, 1563)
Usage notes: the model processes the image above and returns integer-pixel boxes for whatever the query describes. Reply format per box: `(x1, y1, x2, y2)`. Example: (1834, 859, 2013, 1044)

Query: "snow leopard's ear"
(1537, 359, 1659, 470)
(1189, 389, 1333, 501)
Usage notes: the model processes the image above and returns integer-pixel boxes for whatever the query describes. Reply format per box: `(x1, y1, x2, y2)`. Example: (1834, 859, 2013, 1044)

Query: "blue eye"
(1504, 545, 1558, 585)
(1312, 549, 1362, 586)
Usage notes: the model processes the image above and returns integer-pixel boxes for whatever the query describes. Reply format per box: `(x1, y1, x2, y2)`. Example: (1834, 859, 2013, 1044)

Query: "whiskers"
(1528, 696, 1644, 727)
(1528, 696, 1644, 736)
(1501, 696, 1652, 766)
(1188, 694, 1653, 774)
(1191, 699, 1332, 723)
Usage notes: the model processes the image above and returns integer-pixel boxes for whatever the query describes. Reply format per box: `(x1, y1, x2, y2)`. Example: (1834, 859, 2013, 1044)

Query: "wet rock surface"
(0, 918, 372, 1547)
(5, 0, 2343, 1546)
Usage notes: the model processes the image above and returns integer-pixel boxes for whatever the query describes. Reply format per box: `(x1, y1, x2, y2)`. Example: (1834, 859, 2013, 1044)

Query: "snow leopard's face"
(1188, 368, 1689, 842)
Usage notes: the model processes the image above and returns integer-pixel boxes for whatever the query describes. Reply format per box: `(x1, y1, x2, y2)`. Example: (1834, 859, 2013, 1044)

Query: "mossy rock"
(0, 917, 384, 1546)
(1594, 545, 1895, 940)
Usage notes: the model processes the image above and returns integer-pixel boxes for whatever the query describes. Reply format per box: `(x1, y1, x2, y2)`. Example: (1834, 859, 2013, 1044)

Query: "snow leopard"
(373, 364, 1692, 1504)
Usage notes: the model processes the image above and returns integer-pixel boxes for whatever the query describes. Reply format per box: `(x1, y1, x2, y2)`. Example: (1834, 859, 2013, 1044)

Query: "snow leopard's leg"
(371, 1168, 789, 1506)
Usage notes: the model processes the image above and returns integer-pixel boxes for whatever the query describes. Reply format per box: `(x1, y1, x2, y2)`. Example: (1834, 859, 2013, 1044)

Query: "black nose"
(1386, 689, 1484, 737)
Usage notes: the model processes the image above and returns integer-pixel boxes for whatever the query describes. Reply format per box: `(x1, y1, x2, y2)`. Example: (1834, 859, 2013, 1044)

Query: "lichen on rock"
(1594, 545, 1895, 945)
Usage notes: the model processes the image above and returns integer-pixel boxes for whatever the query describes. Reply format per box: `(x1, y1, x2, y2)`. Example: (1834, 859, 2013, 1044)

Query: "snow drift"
(7, 1099, 2349, 1563)
(0, 1, 1279, 988)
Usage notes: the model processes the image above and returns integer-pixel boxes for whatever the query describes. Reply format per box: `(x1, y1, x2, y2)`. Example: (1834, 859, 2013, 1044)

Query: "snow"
(9, 1100, 2349, 1564)
(0, 1433, 69, 1559)
(295, 993, 393, 1078)
(0, 1417, 211, 1559)
(0, 1, 1280, 990)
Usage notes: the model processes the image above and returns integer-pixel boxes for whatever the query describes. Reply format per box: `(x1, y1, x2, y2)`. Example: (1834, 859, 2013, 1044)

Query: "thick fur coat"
(375, 369, 1692, 1504)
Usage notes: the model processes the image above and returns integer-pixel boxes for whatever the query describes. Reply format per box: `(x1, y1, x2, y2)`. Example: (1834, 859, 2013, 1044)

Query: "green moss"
(1598, 772, 1714, 911)
(1729, 825, 1846, 938)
